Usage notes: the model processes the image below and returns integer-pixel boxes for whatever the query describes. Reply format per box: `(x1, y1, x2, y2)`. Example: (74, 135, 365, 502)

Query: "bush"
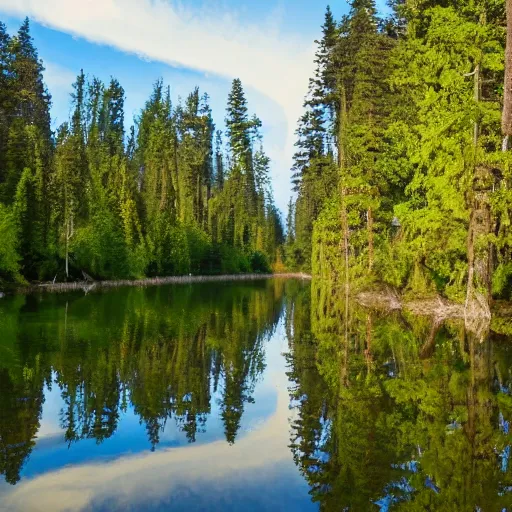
(0, 204, 22, 282)
(186, 224, 212, 274)
(72, 211, 131, 279)
(250, 251, 271, 273)
(219, 245, 250, 274)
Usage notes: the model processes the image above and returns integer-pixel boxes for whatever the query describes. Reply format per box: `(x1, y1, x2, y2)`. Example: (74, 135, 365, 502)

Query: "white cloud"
(1, 345, 297, 512)
(42, 61, 75, 128)
(0, 0, 316, 211)
(43, 61, 76, 90)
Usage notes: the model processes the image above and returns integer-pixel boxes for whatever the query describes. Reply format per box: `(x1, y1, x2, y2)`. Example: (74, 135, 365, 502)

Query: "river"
(0, 279, 511, 511)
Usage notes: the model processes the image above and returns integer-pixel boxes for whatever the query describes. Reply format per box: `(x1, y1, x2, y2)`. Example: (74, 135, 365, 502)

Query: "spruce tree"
(214, 130, 225, 191)
(0, 22, 12, 188)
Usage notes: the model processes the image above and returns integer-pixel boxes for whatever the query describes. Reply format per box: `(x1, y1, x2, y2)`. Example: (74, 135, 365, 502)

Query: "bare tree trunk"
(473, 62, 481, 147)
(466, 35, 492, 324)
(367, 207, 374, 271)
(65, 219, 70, 279)
(420, 319, 442, 359)
(65, 226, 69, 278)
(65, 215, 74, 279)
(503, 0, 512, 146)
(365, 312, 373, 369)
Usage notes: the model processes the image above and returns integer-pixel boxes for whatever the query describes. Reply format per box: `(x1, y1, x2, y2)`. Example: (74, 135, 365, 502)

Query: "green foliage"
(249, 251, 271, 273)
(0, 279, 285, 481)
(492, 262, 512, 298)
(288, 0, 511, 302)
(0, 19, 284, 283)
(0, 204, 21, 282)
(71, 210, 131, 279)
(218, 245, 251, 274)
(186, 224, 212, 274)
(286, 280, 512, 509)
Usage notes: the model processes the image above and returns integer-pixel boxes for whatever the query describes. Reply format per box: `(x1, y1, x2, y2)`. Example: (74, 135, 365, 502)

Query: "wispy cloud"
(0, 0, 316, 210)
(42, 61, 76, 127)
(1, 358, 296, 512)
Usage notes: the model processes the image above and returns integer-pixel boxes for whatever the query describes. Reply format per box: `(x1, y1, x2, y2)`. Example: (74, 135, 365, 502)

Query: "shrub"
(250, 251, 271, 273)
(0, 204, 22, 282)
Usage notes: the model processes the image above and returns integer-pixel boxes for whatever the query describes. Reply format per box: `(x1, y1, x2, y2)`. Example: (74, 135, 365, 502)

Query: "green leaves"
(291, 0, 511, 301)
(0, 204, 21, 282)
(0, 20, 282, 282)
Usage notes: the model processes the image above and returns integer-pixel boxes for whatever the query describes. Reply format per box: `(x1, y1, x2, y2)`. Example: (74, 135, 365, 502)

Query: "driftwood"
(22, 273, 312, 294)
(355, 288, 509, 340)
(356, 290, 464, 320)
(82, 270, 94, 282)
(406, 297, 464, 321)
(356, 288, 401, 311)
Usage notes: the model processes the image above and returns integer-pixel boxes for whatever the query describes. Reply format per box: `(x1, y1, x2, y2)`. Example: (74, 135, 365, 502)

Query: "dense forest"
(0, 18, 284, 284)
(286, 0, 512, 308)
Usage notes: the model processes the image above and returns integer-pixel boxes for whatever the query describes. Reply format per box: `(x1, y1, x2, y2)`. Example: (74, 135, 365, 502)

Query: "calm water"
(0, 279, 511, 511)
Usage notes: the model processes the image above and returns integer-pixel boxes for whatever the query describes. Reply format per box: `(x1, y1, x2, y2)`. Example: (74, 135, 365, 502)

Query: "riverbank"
(2, 272, 312, 295)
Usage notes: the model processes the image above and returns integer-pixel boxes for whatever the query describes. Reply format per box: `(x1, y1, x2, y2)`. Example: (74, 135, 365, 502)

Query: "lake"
(0, 279, 511, 511)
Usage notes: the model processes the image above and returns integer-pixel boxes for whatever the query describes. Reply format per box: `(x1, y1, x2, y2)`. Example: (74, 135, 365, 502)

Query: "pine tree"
(308, 6, 338, 138)
(0, 22, 12, 188)
(225, 78, 251, 165)
(11, 18, 51, 137)
(214, 130, 225, 191)
(224, 79, 258, 250)
(0, 19, 283, 281)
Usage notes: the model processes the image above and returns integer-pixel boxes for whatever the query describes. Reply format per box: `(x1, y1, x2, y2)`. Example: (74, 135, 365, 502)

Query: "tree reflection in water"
(2, 279, 512, 512)
(0, 280, 284, 484)
(285, 281, 512, 511)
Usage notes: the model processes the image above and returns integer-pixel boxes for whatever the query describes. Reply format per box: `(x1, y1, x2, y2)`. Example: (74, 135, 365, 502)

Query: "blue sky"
(0, 0, 389, 213)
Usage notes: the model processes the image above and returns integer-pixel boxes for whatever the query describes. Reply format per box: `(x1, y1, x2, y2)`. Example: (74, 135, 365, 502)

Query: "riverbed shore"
(6, 272, 312, 295)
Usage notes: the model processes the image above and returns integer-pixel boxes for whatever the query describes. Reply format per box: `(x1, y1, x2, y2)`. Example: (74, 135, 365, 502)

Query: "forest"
(0, 18, 284, 285)
(286, 0, 512, 309)
(3, 0, 512, 310)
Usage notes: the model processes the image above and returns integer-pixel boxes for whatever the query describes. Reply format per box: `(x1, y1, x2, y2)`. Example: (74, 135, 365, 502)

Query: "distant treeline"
(286, 0, 512, 304)
(0, 18, 284, 284)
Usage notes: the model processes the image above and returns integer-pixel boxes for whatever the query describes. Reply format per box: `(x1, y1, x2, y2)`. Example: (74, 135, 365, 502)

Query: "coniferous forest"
(0, 18, 284, 285)
(4, 4, 512, 508)
(3, 0, 512, 309)
(286, 0, 512, 307)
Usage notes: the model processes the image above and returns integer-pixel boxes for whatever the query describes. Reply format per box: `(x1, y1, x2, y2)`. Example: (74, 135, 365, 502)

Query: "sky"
(0, 0, 388, 214)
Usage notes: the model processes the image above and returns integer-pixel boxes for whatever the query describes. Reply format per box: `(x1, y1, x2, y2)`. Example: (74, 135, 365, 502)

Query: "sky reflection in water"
(1, 280, 512, 511)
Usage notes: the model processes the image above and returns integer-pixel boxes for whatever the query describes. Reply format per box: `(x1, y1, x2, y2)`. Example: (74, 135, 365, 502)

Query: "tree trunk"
(65, 214, 74, 279)
(466, 47, 492, 323)
(367, 207, 374, 271)
(65, 219, 69, 279)
(338, 87, 350, 300)
(503, 0, 512, 144)
(365, 312, 373, 368)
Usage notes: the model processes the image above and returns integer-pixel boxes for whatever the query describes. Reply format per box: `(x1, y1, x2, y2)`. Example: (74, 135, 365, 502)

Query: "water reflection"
(2, 279, 512, 510)
(285, 282, 512, 510)
(0, 280, 286, 488)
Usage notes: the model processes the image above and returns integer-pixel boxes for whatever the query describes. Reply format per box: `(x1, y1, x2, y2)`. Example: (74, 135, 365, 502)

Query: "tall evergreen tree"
(0, 18, 284, 283)
(214, 130, 225, 191)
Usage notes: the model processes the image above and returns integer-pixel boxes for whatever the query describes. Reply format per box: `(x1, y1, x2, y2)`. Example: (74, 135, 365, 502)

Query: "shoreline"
(7, 272, 312, 295)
